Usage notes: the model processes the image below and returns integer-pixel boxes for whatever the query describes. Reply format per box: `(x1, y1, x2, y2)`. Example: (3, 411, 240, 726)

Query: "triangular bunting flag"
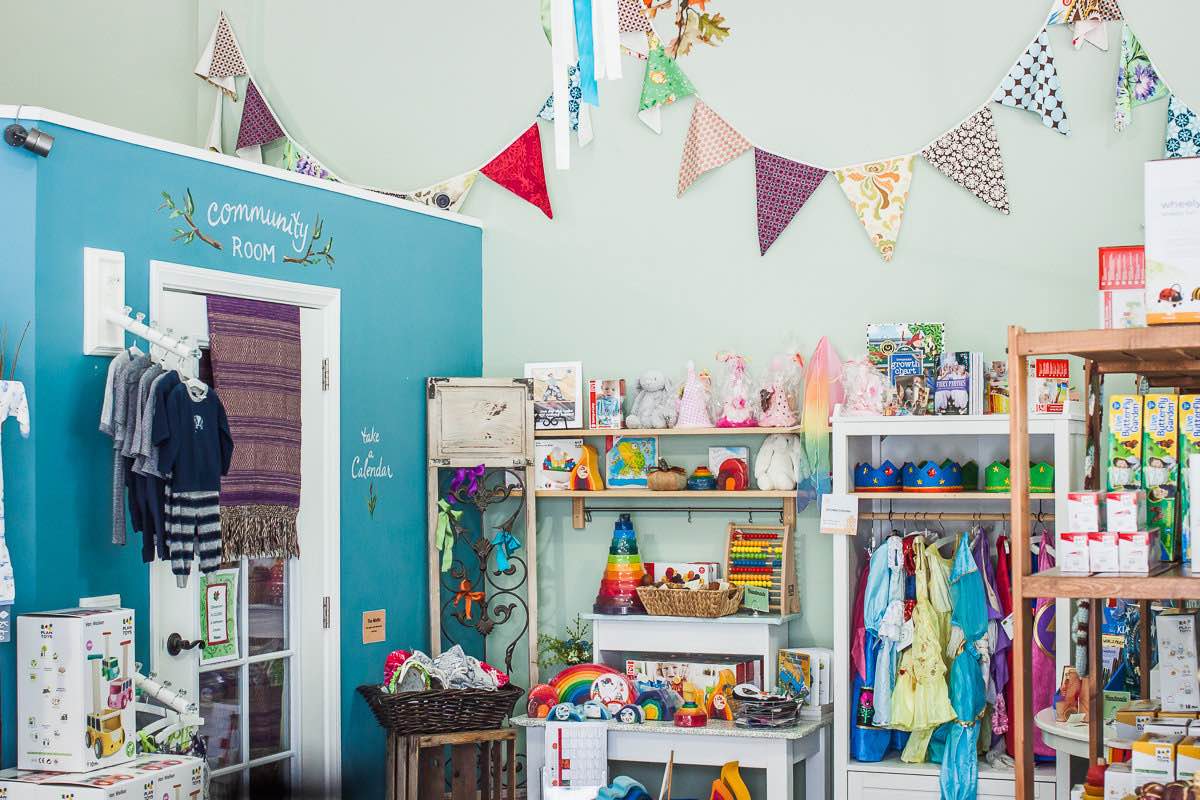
(638, 37, 696, 134)
(194, 11, 247, 99)
(282, 140, 338, 182)
(394, 173, 479, 213)
(1070, 18, 1108, 51)
(538, 64, 595, 148)
(618, 0, 652, 33)
(1165, 96, 1200, 159)
(920, 107, 1010, 215)
(481, 124, 554, 219)
(677, 100, 751, 197)
(236, 80, 286, 158)
(834, 156, 915, 263)
(1047, 0, 1121, 26)
(754, 149, 827, 255)
(1114, 23, 1169, 132)
(991, 29, 1070, 136)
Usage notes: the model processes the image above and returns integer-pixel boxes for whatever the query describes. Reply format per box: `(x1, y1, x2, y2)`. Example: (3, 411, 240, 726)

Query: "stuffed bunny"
(755, 433, 803, 490)
(626, 370, 677, 429)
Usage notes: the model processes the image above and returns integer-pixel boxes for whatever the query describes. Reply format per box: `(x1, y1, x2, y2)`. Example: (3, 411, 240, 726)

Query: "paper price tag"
(1001, 613, 1014, 639)
(898, 618, 915, 651)
(819, 494, 858, 536)
(744, 586, 770, 613)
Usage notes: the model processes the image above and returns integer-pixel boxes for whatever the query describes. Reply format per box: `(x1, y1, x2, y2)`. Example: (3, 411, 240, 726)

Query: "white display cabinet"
(830, 410, 1086, 800)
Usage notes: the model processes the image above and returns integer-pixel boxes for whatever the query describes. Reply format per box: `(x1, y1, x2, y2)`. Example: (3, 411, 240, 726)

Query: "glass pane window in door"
(250, 758, 292, 800)
(249, 658, 290, 759)
(199, 666, 242, 769)
(208, 771, 242, 800)
(248, 557, 288, 655)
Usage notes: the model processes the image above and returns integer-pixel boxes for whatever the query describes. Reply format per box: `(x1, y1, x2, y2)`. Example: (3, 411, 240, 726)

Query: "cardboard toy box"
(17, 608, 136, 772)
(0, 754, 206, 799)
(1143, 393, 1180, 562)
(1108, 395, 1143, 491)
(625, 656, 760, 696)
(1132, 732, 1181, 785)
(642, 562, 721, 584)
(1145, 158, 1200, 325)
(1067, 491, 1103, 533)
(1113, 699, 1160, 740)
(1181, 397, 1200, 565)
(1099, 245, 1146, 330)
(1157, 612, 1200, 713)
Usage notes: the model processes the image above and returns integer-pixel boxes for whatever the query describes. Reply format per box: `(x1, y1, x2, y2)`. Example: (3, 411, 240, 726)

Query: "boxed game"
(1108, 395, 1143, 490)
(643, 562, 721, 584)
(1099, 245, 1147, 329)
(1145, 158, 1200, 325)
(0, 755, 206, 799)
(1058, 532, 1091, 573)
(1031, 358, 1069, 414)
(1118, 531, 1160, 573)
(588, 378, 625, 429)
(1143, 393, 1180, 561)
(1088, 531, 1119, 573)
(1106, 491, 1147, 533)
(1179, 737, 1200, 782)
(1181, 397, 1200, 565)
(1113, 699, 1161, 740)
(1132, 733, 1181, 784)
(18, 608, 136, 772)
(1067, 491, 1102, 532)
(535, 439, 582, 490)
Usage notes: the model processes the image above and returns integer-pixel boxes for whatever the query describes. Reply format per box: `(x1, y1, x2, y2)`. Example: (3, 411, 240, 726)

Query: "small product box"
(1098, 245, 1146, 330)
(1145, 158, 1200, 325)
(1067, 491, 1103, 532)
(588, 379, 626, 430)
(0, 754, 206, 799)
(1132, 733, 1181, 785)
(1104, 762, 1135, 800)
(1193, 454, 1200, 572)
(1180, 737, 1200, 782)
(1143, 393, 1180, 562)
(18, 607, 136, 772)
(1107, 395, 1143, 490)
(1031, 358, 1070, 414)
(1106, 491, 1147, 533)
(1181, 397, 1200, 566)
(643, 562, 721, 584)
(1088, 531, 1120, 573)
(1157, 612, 1200, 713)
(1118, 531, 1161, 573)
(1113, 699, 1160, 740)
(1058, 532, 1091, 573)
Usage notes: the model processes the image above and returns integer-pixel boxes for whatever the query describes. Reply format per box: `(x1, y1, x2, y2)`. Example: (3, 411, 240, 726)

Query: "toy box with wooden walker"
(1145, 158, 1200, 325)
(0, 754, 206, 799)
(18, 608, 136, 772)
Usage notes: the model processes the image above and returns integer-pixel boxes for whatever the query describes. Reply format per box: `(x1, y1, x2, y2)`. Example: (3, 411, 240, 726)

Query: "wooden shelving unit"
(1007, 324, 1200, 800)
(534, 426, 801, 438)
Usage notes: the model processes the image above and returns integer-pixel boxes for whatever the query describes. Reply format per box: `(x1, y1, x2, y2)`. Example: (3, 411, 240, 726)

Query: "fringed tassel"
(221, 505, 300, 560)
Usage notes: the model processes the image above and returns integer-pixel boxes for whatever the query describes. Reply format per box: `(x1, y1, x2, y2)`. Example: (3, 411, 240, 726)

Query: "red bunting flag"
(236, 80, 285, 152)
(481, 124, 554, 219)
(754, 149, 828, 255)
(677, 100, 751, 197)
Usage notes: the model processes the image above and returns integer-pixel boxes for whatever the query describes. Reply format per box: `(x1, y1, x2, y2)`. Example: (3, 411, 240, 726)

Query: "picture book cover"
(935, 352, 971, 415)
(588, 378, 625, 429)
(536, 439, 583, 490)
(986, 360, 1009, 414)
(524, 361, 583, 430)
(606, 436, 658, 488)
(867, 322, 944, 413)
(889, 351, 928, 416)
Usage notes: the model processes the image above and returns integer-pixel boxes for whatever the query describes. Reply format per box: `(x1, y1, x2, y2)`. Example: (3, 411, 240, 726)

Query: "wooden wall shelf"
(1019, 564, 1195, 600)
(535, 426, 801, 438)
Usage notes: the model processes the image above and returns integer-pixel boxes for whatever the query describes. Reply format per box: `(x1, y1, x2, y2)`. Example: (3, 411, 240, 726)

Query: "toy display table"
(514, 714, 831, 800)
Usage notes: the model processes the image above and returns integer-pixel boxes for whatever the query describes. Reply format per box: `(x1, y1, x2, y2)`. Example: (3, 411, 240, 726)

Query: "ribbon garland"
(453, 579, 486, 620)
(491, 529, 523, 572)
(450, 464, 487, 499)
(435, 499, 463, 573)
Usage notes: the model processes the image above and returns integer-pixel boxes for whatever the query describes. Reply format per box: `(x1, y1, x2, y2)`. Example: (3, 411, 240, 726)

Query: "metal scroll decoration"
(438, 467, 529, 676)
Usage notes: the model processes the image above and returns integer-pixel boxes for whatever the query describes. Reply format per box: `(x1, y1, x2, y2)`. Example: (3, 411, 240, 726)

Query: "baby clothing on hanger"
(0, 380, 30, 604)
(100, 349, 134, 544)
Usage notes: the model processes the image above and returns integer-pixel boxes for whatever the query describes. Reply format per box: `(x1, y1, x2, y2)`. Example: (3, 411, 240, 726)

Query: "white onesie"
(0, 380, 30, 604)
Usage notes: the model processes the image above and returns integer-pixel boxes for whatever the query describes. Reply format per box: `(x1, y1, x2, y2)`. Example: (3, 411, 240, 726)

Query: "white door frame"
(147, 260, 342, 795)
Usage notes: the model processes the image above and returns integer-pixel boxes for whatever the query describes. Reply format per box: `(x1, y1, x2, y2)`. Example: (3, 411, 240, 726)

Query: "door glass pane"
(199, 666, 242, 769)
(249, 658, 290, 759)
(248, 557, 288, 655)
(209, 771, 242, 800)
(250, 759, 291, 799)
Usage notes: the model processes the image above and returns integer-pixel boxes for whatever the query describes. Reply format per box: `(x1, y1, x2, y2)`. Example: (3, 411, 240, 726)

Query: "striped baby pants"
(164, 487, 222, 587)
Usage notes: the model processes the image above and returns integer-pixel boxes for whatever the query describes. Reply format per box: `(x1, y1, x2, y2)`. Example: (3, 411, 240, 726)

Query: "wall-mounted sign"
(362, 610, 386, 644)
(199, 568, 239, 665)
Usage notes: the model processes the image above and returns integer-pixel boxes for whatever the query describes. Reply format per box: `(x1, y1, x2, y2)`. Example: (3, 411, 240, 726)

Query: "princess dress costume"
(940, 532, 989, 800)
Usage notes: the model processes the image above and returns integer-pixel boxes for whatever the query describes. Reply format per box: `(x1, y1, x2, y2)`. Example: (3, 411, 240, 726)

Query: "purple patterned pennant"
(236, 80, 285, 151)
(755, 149, 828, 255)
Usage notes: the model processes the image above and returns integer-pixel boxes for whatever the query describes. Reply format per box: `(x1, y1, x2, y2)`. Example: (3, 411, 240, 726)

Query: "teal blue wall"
(0, 120, 482, 797)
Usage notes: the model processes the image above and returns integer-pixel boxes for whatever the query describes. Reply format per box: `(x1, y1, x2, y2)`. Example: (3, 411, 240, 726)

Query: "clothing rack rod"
(105, 307, 195, 360)
(860, 511, 1054, 522)
(582, 505, 785, 524)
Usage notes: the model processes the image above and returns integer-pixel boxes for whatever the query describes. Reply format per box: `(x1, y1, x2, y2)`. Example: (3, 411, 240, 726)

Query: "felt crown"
(983, 461, 1055, 493)
(957, 460, 980, 491)
(903, 460, 963, 492)
(984, 461, 1011, 492)
(855, 460, 902, 492)
(1030, 461, 1055, 493)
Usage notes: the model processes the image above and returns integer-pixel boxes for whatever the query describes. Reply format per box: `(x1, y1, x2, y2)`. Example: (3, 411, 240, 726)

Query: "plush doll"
(716, 352, 757, 428)
(676, 361, 715, 428)
(755, 434, 804, 491)
(625, 370, 676, 429)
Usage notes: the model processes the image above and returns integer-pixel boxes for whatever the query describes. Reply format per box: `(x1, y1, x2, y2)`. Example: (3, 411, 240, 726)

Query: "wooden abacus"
(722, 522, 799, 614)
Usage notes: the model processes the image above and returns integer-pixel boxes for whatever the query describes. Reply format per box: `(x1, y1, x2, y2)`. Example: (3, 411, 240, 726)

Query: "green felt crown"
(984, 461, 1011, 493)
(1029, 462, 1055, 493)
(983, 461, 1054, 493)
(954, 460, 979, 491)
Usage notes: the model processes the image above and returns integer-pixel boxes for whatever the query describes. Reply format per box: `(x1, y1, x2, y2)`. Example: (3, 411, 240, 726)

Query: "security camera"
(4, 123, 53, 157)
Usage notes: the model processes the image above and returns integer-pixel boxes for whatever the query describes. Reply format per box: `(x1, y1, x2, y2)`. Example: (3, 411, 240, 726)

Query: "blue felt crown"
(854, 460, 902, 492)
(902, 460, 963, 492)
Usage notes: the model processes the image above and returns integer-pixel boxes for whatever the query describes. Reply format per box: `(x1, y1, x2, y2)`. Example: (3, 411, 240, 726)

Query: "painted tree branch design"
(159, 189, 222, 250)
(282, 214, 335, 267)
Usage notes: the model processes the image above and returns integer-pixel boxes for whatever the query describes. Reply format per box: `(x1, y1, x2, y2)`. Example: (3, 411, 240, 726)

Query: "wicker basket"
(635, 586, 744, 618)
(357, 683, 524, 735)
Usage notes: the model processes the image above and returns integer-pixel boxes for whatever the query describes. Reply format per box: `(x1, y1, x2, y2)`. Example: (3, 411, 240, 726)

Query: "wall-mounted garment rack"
(106, 306, 197, 361)
(859, 511, 1055, 522)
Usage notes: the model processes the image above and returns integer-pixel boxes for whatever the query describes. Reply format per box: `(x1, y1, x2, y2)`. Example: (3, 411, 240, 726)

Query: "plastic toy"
(715, 352, 757, 428)
(717, 458, 749, 491)
(616, 704, 645, 724)
(625, 370, 677, 429)
(758, 353, 802, 427)
(593, 514, 647, 614)
(527, 684, 560, 718)
(687, 466, 717, 491)
(675, 361, 715, 428)
(755, 433, 803, 491)
(571, 444, 605, 491)
(673, 684, 709, 728)
(550, 663, 627, 705)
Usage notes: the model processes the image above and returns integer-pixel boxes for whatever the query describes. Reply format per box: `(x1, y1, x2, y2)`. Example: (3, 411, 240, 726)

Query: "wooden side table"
(386, 727, 517, 800)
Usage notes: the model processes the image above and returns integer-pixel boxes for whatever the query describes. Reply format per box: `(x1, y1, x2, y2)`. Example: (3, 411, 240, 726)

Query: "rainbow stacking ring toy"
(550, 663, 625, 706)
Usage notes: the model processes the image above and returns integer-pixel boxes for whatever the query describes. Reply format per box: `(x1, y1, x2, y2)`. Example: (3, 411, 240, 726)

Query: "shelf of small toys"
(532, 489, 798, 530)
(722, 523, 800, 615)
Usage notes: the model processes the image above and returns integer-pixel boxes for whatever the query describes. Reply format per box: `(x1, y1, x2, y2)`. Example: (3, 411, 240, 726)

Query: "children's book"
(536, 439, 583, 490)
(588, 379, 625, 429)
(867, 322, 944, 413)
(606, 436, 658, 488)
(935, 352, 971, 416)
(888, 352, 928, 416)
(986, 360, 1009, 414)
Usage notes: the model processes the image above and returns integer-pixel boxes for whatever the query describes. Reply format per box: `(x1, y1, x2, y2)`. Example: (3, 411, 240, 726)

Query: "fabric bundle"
(206, 296, 302, 560)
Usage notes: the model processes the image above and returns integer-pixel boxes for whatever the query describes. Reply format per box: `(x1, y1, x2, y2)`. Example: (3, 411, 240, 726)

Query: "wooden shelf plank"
(535, 426, 801, 438)
(850, 491, 1055, 501)
(1014, 325, 1200, 370)
(535, 489, 797, 499)
(1019, 564, 1199, 600)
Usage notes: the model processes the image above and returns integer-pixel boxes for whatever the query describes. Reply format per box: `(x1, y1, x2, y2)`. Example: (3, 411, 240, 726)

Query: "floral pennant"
(920, 107, 1010, 215)
(1165, 96, 1200, 159)
(538, 64, 595, 148)
(618, 0, 652, 33)
(677, 100, 751, 196)
(834, 156, 915, 263)
(754, 149, 827, 255)
(235, 80, 285, 162)
(481, 124, 554, 219)
(194, 11, 247, 99)
(282, 140, 338, 182)
(1046, 0, 1122, 25)
(393, 173, 479, 213)
(991, 29, 1070, 136)
(1114, 24, 1169, 132)
(638, 37, 696, 134)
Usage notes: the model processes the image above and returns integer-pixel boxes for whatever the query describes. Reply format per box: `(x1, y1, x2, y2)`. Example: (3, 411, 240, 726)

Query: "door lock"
(166, 632, 206, 657)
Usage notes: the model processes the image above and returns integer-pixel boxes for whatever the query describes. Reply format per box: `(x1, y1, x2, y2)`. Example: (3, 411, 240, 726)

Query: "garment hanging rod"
(581, 505, 785, 525)
(860, 511, 1054, 522)
(106, 306, 197, 360)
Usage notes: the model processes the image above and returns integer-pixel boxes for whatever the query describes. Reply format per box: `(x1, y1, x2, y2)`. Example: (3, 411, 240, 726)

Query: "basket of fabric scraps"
(634, 577, 743, 618)
(357, 645, 524, 735)
(727, 683, 801, 728)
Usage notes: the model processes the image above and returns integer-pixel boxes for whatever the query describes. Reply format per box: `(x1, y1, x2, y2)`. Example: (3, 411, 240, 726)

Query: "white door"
(146, 263, 341, 800)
